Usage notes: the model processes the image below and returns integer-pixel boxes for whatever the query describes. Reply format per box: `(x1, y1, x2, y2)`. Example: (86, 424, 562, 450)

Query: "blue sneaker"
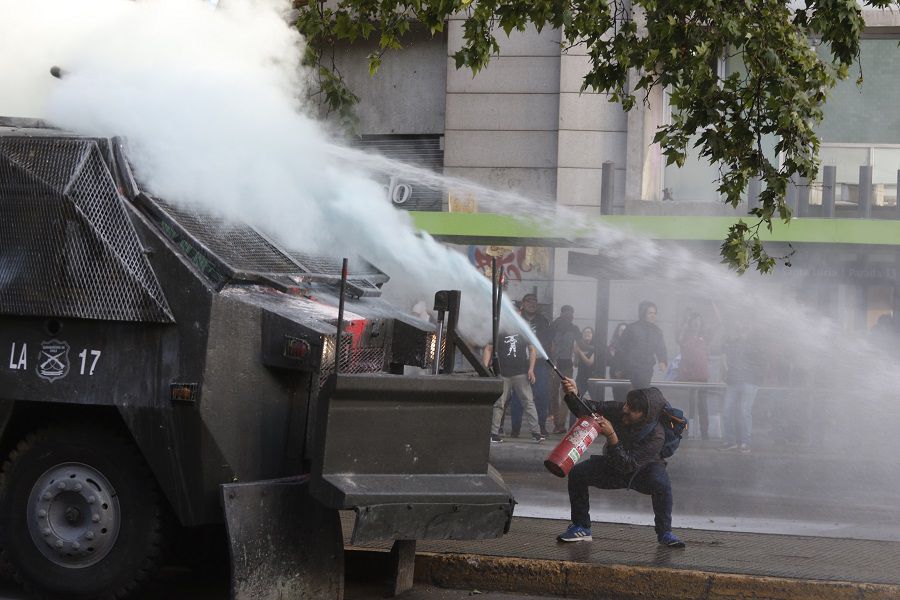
(658, 531, 685, 548)
(557, 524, 592, 542)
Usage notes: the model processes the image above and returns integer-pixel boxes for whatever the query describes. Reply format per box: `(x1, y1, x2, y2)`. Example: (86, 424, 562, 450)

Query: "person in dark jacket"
(574, 327, 596, 399)
(555, 378, 685, 548)
(509, 293, 552, 437)
(607, 322, 627, 379)
(614, 301, 668, 401)
(548, 305, 581, 433)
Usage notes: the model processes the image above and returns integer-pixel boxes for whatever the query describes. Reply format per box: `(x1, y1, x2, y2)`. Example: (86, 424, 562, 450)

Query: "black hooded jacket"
(564, 388, 667, 474)
(617, 320, 668, 375)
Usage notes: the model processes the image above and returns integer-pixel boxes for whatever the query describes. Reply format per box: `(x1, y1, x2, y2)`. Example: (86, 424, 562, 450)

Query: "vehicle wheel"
(0, 424, 163, 599)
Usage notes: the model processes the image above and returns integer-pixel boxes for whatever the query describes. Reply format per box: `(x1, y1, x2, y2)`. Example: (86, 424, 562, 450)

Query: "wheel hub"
(27, 463, 120, 568)
(64, 506, 81, 524)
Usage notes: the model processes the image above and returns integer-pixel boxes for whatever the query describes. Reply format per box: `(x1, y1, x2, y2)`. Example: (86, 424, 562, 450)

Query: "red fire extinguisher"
(544, 415, 601, 478)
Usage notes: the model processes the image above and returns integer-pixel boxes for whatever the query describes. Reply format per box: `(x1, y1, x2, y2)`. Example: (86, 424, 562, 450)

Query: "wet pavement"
(1, 420, 896, 598)
(489, 431, 900, 542)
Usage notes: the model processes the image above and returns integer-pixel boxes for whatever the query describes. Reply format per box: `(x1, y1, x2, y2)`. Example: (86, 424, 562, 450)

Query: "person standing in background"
(721, 320, 764, 453)
(607, 323, 627, 378)
(574, 327, 596, 401)
(616, 301, 668, 402)
(482, 331, 544, 444)
(607, 322, 628, 402)
(676, 312, 710, 440)
(549, 305, 580, 434)
(516, 293, 552, 437)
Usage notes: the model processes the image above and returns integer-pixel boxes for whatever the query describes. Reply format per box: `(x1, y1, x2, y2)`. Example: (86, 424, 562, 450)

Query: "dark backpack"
(659, 402, 687, 458)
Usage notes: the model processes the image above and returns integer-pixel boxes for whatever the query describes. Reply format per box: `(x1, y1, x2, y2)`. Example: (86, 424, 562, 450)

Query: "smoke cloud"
(0, 0, 537, 348)
(2, 0, 898, 392)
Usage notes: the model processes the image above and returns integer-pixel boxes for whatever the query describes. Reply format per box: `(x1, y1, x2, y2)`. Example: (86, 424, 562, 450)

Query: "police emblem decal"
(36, 339, 70, 382)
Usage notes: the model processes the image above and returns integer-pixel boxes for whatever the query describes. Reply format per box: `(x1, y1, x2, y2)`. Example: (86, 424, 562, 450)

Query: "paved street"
(0, 437, 896, 599)
(490, 432, 900, 542)
(1, 422, 896, 599)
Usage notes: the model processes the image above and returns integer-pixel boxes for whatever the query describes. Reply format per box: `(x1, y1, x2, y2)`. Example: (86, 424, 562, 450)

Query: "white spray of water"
(0, 0, 542, 353)
(325, 80, 900, 540)
(2, 0, 897, 404)
(332, 148, 900, 420)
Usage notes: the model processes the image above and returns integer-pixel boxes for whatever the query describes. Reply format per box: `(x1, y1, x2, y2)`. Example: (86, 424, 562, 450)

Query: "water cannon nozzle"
(546, 358, 566, 382)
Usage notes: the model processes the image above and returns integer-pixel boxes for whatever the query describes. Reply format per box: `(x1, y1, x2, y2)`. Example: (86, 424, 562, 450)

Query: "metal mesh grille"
(0, 137, 86, 193)
(318, 335, 387, 386)
(152, 198, 302, 274)
(289, 252, 386, 296)
(0, 137, 173, 322)
(150, 197, 387, 295)
(289, 252, 383, 277)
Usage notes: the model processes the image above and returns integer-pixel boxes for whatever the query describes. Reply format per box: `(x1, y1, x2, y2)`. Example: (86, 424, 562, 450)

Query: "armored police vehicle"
(0, 118, 512, 599)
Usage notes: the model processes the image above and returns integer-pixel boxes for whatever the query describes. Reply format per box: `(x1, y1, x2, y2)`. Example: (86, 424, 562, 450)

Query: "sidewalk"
(346, 515, 900, 599)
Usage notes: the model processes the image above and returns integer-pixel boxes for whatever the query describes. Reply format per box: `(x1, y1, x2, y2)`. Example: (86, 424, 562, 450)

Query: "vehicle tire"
(0, 423, 163, 600)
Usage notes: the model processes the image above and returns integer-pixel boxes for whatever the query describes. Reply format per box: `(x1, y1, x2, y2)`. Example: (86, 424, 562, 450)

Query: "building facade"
(334, 9, 900, 360)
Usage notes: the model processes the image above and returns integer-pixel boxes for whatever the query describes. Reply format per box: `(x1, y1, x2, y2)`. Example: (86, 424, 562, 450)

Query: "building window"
(815, 143, 900, 206)
(813, 39, 900, 206)
(660, 38, 900, 207)
(660, 56, 778, 203)
(660, 58, 726, 204)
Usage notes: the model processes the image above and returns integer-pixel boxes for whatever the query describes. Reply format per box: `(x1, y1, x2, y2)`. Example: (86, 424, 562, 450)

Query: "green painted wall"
(410, 212, 900, 246)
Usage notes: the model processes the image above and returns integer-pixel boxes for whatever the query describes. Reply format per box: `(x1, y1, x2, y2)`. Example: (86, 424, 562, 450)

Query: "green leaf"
(368, 53, 382, 76)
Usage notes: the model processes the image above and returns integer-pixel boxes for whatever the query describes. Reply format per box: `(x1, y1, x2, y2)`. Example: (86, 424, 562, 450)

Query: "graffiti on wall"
(469, 246, 550, 281)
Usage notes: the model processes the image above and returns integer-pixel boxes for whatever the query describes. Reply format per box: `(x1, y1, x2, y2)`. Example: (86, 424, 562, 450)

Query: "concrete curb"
(413, 552, 900, 600)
